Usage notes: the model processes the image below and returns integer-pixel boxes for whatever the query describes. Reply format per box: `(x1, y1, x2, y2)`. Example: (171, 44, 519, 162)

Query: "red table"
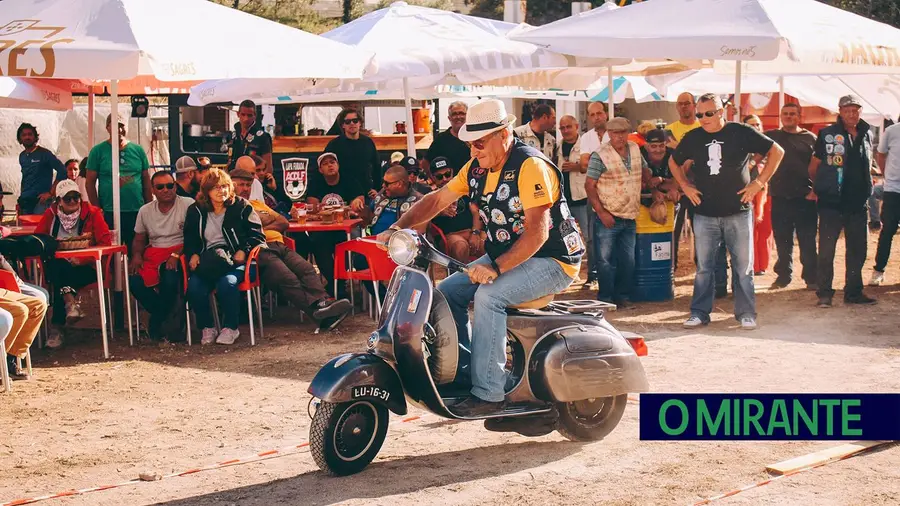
(288, 218, 365, 308)
(55, 245, 132, 359)
(6, 225, 36, 236)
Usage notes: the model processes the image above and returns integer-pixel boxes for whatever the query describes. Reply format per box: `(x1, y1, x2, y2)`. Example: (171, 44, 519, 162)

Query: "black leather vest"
(467, 139, 584, 266)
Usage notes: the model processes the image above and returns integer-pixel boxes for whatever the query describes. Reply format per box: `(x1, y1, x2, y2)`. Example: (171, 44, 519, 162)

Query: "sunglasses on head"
(155, 183, 176, 191)
(695, 110, 720, 119)
(343, 117, 361, 125)
(61, 194, 80, 204)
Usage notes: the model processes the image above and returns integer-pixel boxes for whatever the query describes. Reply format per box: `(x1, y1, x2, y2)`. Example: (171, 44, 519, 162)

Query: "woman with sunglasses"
(183, 169, 266, 345)
(35, 179, 112, 348)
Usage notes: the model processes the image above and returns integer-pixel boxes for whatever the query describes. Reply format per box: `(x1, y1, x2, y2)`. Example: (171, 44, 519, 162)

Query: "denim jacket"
(813, 118, 874, 205)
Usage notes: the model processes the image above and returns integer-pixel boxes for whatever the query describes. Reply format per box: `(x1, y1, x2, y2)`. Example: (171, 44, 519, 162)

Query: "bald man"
(234, 156, 266, 202)
(666, 92, 700, 144)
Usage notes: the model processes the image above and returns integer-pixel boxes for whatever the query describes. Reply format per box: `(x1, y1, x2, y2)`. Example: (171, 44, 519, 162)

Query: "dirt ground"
(2, 231, 899, 506)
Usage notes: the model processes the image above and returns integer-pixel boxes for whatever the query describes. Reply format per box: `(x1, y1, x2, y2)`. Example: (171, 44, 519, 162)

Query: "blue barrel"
(631, 202, 675, 302)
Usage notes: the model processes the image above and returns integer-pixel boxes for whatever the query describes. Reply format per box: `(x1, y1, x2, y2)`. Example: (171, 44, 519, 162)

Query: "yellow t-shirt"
(249, 200, 284, 244)
(666, 120, 700, 144)
(447, 157, 578, 278)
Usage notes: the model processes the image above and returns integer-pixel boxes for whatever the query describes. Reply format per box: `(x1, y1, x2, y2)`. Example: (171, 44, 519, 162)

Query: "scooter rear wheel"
(556, 394, 627, 442)
(310, 400, 389, 476)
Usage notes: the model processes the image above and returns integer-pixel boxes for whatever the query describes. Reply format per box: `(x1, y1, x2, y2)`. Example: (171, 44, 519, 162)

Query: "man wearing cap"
(306, 152, 367, 298)
(514, 103, 557, 160)
(230, 168, 352, 330)
(427, 101, 471, 174)
(669, 93, 784, 330)
(397, 155, 432, 194)
(232, 156, 266, 202)
(585, 117, 649, 308)
(642, 128, 680, 203)
(375, 98, 584, 416)
(129, 171, 193, 341)
(174, 156, 200, 199)
(430, 156, 484, 262)
(17, 122, 66, 215)
(809, 95, 877, 307)
(86, 114, 152, 252)
(224, 100, 273, 171)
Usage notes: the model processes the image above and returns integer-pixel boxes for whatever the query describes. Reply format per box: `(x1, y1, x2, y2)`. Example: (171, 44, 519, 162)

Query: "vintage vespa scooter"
(307, 230, 649, 476)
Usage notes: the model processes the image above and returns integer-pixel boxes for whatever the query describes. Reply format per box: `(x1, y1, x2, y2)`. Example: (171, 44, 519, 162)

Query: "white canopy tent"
(0, 0, 374, 241)
(0, 78, 72, 111)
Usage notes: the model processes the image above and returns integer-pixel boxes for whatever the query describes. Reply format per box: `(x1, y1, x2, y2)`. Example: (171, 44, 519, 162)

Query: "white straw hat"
(458, 99, 517, 143)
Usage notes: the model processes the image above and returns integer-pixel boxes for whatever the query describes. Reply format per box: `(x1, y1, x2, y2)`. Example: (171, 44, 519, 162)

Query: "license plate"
(351, 385, 391, 402)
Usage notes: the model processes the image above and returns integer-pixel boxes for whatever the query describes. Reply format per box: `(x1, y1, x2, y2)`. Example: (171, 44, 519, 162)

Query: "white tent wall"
(0, 104, 161, 209)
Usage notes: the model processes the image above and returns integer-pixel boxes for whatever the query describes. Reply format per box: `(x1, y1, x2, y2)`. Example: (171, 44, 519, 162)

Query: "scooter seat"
(509, 294, 555, 310)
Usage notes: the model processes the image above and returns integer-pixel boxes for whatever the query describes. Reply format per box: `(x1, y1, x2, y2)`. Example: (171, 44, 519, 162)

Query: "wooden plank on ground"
(766, 440, 888, 475)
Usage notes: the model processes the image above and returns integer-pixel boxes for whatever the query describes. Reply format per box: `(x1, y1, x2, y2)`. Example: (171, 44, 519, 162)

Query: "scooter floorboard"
(443, 399, 555, 420)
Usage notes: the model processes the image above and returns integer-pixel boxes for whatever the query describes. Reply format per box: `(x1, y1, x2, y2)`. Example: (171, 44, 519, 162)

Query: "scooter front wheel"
(556, 394, 627, 442)
(309, 400, 389, 476)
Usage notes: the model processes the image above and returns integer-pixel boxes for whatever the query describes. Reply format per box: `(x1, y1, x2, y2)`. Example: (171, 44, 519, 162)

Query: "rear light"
(620, 331, 648, 357)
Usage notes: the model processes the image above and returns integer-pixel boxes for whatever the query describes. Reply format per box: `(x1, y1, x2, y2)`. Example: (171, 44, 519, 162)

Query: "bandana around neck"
(58, 207, 80, 233)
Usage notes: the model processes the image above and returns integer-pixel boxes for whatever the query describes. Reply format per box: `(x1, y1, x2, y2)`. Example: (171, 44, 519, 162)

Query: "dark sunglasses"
(383, 179, 404, 186)
(467, 131, 499, 151)
(343, 118, 361, 125)
(155, 183, 176, 191)
(695, 110, 720, 119)
(60, 194, 80, 204)
(433, 171, 452, 180)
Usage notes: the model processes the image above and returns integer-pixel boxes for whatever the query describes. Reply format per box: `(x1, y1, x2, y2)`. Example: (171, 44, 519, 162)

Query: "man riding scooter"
(377, 99, 585, 416)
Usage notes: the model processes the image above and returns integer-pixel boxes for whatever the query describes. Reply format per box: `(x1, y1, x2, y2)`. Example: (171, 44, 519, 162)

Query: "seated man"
(249, 154, 293, 216)
(429, 156, 485, 262)
(231, 166, 352, 330)
(360, 165, 426, 236)
(305, 152, 366, 298)
(35, 179, 112, 348)
(0, 275, 47, 380)
(129, 170, 193, 341)
(375, 99, 584, 416)
(398, 155, 434, 195)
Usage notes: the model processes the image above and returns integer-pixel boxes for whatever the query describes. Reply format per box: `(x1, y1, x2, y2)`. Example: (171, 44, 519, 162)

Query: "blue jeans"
(570, 203, 594, 280)
(691, 211, 755, 322)
(437, 254, 574, 402)
(186, 266, 256, 330)
(592, 215, 636, 303)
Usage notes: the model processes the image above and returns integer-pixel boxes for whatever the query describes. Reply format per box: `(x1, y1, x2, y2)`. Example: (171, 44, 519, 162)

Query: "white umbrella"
(0, 0, 374, 243)
(0, 78, 72, 111)
(190, 1, 630, 155)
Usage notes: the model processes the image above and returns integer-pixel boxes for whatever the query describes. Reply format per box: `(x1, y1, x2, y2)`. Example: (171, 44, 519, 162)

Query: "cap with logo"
(317, 152, 338, 165)
(431, 156, 451, 172)
(401, 156, 419, 174)
(56, 179, 81, 198)
(644, 129, 666, 144)
(838, 95, 862, 108)
(175, 156, 197, 173)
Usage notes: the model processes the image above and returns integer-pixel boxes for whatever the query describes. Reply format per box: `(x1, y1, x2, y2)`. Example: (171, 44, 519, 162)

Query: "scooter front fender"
(308, 353, 408, 416)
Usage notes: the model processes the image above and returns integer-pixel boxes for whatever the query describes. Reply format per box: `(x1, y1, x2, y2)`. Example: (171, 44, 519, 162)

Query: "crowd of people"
(2, 91, 894, 382)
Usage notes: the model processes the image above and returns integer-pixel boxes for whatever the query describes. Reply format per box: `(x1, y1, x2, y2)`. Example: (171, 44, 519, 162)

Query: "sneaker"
(65, 299, 85, 325)
(216, 328, 240, 345)
(200, 327, 218, 345)
(817, 296, 833, 308)
(683, 316, 707, 328)
(845, 294, 877, 305)
(770, 278, 791, 290)
(46, 328, 64, 349)
(869, 270, 885, 286)
(740, 316, 757, 330)
(312, 298, 352, 321)
(315, 311, 351, 334)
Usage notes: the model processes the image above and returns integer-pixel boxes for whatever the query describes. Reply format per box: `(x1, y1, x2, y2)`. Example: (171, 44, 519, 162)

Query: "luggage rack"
(546, 300, 617, 314)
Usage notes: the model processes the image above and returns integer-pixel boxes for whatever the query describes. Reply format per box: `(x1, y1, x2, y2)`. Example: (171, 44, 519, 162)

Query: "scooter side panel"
(307, 353, 408, 416)
(538, 328, 650, 402)
(379, 267, 454, 417)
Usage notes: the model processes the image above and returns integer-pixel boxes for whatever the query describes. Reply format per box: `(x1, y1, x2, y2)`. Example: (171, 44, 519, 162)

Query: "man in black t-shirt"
(323, 109, 382, 197)
(426, 101, 471, 174)
(765, 104, 819, 291)
(224, 100, 273, 171)
(306, 152, 366, 298)
(670, 93, 784, 330)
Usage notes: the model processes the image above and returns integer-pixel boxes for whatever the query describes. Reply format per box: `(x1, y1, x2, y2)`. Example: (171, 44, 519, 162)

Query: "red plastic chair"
(17, 215, 43, 226)
(0, 270, 33, 391)
(283, 236, 296, 251)
(334, 239, 398, 320)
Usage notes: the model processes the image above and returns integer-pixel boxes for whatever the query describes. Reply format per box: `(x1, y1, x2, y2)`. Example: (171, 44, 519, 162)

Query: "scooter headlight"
(388, 229, 419, 266)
